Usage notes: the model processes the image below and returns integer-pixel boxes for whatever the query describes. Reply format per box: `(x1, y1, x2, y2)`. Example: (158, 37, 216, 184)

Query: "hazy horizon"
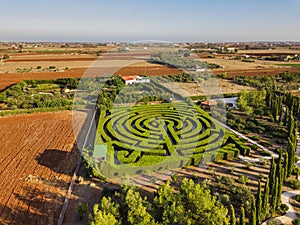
(1, 0, 300, 42)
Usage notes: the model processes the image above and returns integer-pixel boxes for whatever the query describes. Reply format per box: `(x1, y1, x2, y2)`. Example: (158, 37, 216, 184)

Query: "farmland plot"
(0, 111, 86, 225)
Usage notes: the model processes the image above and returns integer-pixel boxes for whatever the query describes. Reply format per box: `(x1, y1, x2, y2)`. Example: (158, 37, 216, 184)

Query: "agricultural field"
(84, 102, 250, 179)
(0, 78, 80, 116)
(162, 79, 256, 96)
(0, 111, 87, 225)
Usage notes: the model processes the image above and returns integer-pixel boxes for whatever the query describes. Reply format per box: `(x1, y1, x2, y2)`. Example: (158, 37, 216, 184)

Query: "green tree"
(239, 207, 246, 225)
(283, 152, 289, 180)
(2, 54, 9, 60)
(269, 157, 276, 193)
(237, 90, 253, 115)
(124, 187, 156, 225)
(77, 203, 88, 220)
(256, 180, 262, 223)
(249, 196, 257, 225)
(262, 178, 270, 220)
(179, 178, 229, 225)
(293, 218, 300, 225)
(154, 181, 177, 222)
(229, 204, 236, 225)
(89, 206, 120, 225)
(89, 197, 121, 225)
(270, 177, 279, 215)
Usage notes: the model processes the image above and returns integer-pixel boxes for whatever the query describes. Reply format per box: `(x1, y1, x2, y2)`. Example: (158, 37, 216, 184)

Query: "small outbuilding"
(200, 100, 218, 110)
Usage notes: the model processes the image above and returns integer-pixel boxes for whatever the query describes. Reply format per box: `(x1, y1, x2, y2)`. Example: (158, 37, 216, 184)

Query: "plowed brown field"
(0, 68, 86, 91)
(0, 111, 86, 225)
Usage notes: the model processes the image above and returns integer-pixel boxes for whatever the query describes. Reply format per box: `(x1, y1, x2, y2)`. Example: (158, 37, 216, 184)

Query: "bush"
(279, 203, 289, 214)
(238, 175, 249, 185)
(274, 148, 283, 154)
(250, 144, 259, 151)
(259, 141, 273, 147)
(275, 139, 285, 144)
(77, 203, 88, 220)
(267, 219, 281, 225)
(287, 180, 300, 190)
(171, 173, 178, 182)
(250, 136, 260, 141)
(295, 195, 300, 203)
(261, 150, 272, 157)
(292, 167, 300, 176)
(2, 54, 9, 59)
(293, 218, 300, 225)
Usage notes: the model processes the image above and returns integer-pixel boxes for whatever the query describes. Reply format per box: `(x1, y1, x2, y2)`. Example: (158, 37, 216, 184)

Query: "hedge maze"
(89, 102, 250, 178)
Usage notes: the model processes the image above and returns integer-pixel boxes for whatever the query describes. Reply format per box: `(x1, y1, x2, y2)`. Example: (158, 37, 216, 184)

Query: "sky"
(0, 0, 300, 42)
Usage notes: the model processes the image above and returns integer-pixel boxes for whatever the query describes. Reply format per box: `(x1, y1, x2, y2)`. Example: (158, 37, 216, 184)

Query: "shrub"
(77, 203, 88, 220)
(250, 144, 259, 150)
(238, 175, 249, 185)
(275, 139, 285, 144)
(250, 136, 260, 141)
(293, 218, 300, 225)
(150, 177, 157, 184)
(267, 219, 281, 225)
(258, 141, 273, 147)
(171, 173, 178, 182)
(287, 180, 300, 190)
(279, 204, 289, 214)
(2, 54, 9, 59)
(261, 150, 272, 157)
(274, 148, 283, 154)
(246, 162, 255, 169)
(295, 195, 300, 203)
(292, 167, 300, 176)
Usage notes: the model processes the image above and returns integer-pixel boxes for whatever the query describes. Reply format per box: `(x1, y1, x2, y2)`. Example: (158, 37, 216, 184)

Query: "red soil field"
(5, 57, 98, 63)
(0, 68, 87, 91)
(0, 111, 86, 225)
(0, 64, 183, 91)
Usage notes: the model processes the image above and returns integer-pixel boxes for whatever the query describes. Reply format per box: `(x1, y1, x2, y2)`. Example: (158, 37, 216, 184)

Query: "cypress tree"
(276, 167, 284, 208)
(287, 138, 295, 178)
(256, 180, 262, 223)
(229, 204, 236, 225)
(270, 177, 279, 216)
(249, 196, 257, 225)
(283, 152, 289, 180)
(278, 96, 283, 123)
(269, 157, 276, 192)
(240, 207, 246, 225)
(262, 178, 270, 220)
(275, 149, 283, 207)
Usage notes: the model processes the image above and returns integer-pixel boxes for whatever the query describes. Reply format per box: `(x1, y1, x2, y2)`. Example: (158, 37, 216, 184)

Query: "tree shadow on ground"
(35, 148, 80, 176)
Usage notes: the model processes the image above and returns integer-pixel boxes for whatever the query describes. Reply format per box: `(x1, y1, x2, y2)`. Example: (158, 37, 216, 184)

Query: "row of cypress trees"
(246, 88, 299, 224)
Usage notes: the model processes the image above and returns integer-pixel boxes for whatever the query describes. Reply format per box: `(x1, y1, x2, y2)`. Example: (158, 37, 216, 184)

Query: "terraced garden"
(85, 102, 250, 178)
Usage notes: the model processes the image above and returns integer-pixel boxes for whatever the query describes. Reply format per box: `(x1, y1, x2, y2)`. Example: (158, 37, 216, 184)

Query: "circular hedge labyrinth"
(93, 103, 248, 176)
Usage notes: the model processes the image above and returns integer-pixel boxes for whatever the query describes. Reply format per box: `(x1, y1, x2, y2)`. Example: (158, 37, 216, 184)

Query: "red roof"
(201, 100, 218, 106)
(122, 76, 136, 81)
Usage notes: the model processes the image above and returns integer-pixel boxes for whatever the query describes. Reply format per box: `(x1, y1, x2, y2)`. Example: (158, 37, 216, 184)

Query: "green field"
(85, 102, 250, 178)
